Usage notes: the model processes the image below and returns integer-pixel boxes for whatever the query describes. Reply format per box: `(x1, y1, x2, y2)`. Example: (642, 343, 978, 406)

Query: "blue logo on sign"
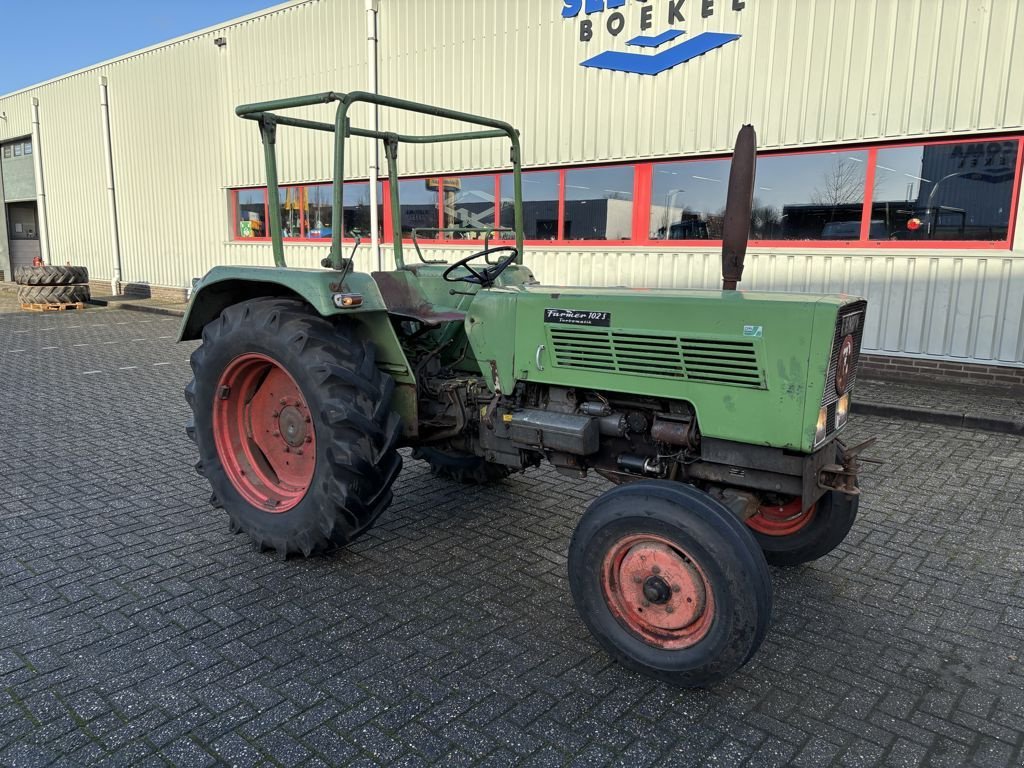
(562, 0, 745, 76)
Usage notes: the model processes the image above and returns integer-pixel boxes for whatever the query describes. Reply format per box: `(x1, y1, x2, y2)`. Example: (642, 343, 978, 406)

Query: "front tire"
(746, 491, 859, 567)
(185, 298, 402, 557)
(569, 481, 772, 688)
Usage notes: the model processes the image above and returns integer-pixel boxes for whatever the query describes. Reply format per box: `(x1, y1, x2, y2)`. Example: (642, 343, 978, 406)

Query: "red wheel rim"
(212, 353, 316, 513)
(746, 497, 816, 536)
(601, 534, 716, 650)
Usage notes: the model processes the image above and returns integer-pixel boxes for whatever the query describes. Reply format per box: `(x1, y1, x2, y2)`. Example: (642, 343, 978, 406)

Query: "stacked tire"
(15, 265, 91, 306)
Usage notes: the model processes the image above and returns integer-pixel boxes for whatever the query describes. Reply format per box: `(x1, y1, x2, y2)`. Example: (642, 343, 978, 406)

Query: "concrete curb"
(89, 299, 186, 318)
(852, 401, 1024, 436)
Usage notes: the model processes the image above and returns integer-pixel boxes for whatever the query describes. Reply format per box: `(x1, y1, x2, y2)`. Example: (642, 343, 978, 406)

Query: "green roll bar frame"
(234, 91, 525, 276)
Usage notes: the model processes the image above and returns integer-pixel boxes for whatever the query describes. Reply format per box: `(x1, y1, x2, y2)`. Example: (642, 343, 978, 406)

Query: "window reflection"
(398, 179, 440, 238)
(237, 190, 266, 238)
(650, 159, 730, 240)
(500, 171, 559, 240)
(564, 166, 633, 240)
(872, 140, 1017, 240)
(279, 187, 304, 239)
(304, 182, 382, 239)
(440, 175, 495, 238)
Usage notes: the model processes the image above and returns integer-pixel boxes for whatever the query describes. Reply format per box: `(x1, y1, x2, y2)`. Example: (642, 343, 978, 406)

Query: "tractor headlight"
(814, 406, 828, 447)
(836, 393, 850, 428)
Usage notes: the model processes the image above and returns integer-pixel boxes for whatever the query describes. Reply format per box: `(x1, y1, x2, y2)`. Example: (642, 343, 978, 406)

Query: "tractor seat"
(371, 271, 466, 327)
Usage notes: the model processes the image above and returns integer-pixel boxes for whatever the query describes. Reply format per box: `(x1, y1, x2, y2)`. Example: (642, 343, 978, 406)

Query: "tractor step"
(20, 302, 86, 312)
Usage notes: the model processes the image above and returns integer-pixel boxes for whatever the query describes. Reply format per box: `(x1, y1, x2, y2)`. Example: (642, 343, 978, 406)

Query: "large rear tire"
(569, 481, 772, 688)
(15, 265, 89, 285)
(185, 298, 402, 557)
(745, 491, 859, 567)
(17, 284, 90, 305)
(412, 446, 513, 484)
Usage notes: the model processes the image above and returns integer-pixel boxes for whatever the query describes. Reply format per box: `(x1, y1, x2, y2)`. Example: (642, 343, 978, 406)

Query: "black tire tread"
(185, 298, 401, 557)
(17, 283, 90, 305)
(412, 446, 514, 485)
(751, 491, 859, 567)
(15, 265, 89, 285)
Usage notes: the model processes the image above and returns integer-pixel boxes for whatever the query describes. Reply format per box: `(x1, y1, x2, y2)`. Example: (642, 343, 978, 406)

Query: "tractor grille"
(821, 300, 867, 407)
(548, 328, 764, 388)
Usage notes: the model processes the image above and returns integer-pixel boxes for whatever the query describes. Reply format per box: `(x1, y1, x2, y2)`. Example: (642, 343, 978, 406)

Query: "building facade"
(1, 0, 1022, 380)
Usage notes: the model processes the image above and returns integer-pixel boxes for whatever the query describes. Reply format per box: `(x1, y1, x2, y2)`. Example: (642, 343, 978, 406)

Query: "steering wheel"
(441, 246, 519, 287)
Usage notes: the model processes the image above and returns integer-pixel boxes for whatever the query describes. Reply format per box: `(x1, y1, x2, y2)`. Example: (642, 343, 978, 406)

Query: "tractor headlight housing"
(836, 393, 850, 428)
(814, 406, 828, 447)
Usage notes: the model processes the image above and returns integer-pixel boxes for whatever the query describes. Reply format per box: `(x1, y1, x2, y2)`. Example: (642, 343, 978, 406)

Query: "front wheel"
(185, 298, 402, 557)
(569, 481, 772, 688)
(745, 491, 859, 567)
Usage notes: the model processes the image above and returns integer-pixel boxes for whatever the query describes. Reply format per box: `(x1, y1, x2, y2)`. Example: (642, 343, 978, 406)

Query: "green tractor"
(182, 91, 871, 687)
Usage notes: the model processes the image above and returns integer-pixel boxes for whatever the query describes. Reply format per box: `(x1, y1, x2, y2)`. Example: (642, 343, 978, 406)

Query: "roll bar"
(234, 91, 525, 276)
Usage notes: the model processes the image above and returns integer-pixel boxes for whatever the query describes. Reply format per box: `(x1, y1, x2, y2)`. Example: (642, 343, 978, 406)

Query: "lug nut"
(272, 430, 280, 437)
(665, 606, 674, 614)
(280, 398, 287, 405)
(651, 565, 661, 574)
(272, 410, 280, 417)
(296, 449, 303, 456)
(633, 576, 642, 584)
(304, 436, 312, 443)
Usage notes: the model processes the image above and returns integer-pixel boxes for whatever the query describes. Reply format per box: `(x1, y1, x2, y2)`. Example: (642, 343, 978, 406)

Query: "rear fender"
(180, 266, 419, 439)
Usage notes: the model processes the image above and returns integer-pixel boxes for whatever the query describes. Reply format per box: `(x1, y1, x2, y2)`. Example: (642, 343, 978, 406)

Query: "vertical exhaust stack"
(721, 124, 757, 290)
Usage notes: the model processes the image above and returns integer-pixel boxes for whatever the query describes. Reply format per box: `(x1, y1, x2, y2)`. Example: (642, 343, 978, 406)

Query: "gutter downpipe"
(366, 0, 382, 271)
(30, 98, 51, 265)
(99, 76, 123, 295)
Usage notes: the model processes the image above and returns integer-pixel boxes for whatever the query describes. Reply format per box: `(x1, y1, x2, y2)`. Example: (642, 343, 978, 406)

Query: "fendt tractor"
(181, 91, 872, 687)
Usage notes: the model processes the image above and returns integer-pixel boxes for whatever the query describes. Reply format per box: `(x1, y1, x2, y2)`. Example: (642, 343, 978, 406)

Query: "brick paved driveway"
(1, 304, 1022, 767)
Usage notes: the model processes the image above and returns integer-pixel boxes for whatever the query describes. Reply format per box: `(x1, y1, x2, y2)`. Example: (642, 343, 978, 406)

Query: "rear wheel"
(745, 491, 859, 567)
(569, 481, 772, 688)
(412, 446, 513, 484)
(17, 284, 90, 305)
(185, 298, 402, 557)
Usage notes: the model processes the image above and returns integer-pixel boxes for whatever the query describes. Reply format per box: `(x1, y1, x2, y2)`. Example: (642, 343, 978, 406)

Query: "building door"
(6, 202, 40, 271)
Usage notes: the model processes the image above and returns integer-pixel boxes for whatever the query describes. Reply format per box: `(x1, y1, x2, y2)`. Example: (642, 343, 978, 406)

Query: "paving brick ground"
(0, 304, 1022, 767)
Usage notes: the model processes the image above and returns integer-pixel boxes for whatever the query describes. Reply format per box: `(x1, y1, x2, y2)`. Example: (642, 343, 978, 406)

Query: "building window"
(564, 166, 634, 240)
(398, 178, 441, 238)
(650, 158, 731, 240)
(872, 140, 1018, 241)
(500, 171, 559, 240)
(2, 145, 9, 159)
(278, 186, 305, 238)
(23, 140, 32, 155)
(441, 175, 496, 237)
(236, 189, 266, 238)
(751, 150, 868, 240)
(13, 144, 21, 157)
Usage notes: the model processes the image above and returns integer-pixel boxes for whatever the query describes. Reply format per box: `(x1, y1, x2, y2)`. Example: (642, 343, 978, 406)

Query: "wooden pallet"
(20, 302, 86, 312)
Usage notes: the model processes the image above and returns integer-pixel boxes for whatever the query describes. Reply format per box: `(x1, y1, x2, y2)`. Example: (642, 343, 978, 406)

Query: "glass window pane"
(872, 140, 1018, 241)
(500, 171, 559, 240)
(279, 186, 304, 238)
(236, 189, 266, 238)
(441, 175, 495, 239)
(751, 150, 867, 239)
(398, 179, 440, 238)
(303, 182, 384, 239)
(564, 166, 634, 240)
(650, 159, 731, 240)
(13, 143, 21, 157)
(305, 184, 333, 239)
(2, 146, 10, 158)
(23, 141, 32, 155)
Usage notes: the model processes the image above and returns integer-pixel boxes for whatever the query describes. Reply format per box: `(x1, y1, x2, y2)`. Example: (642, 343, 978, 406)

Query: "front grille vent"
(548, 328, 764, 388)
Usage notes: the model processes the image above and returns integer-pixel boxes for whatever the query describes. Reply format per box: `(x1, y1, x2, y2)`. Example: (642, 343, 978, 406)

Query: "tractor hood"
(467, 285, 866, 453)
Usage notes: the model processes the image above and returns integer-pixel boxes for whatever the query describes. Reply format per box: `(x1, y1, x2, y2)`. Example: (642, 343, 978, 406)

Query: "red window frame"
(229, 134, 1024, 250)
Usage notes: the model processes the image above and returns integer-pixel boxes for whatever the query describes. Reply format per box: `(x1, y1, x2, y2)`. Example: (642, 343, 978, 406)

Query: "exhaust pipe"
(721, 124, 757, 291)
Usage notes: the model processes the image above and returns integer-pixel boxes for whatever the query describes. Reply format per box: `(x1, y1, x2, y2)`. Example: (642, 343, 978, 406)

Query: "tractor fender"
(179, 266, 419, 439)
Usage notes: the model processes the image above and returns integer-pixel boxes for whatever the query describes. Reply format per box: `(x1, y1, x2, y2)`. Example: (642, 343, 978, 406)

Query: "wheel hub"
(278, 404, 308, 447)
(602, 535, 714, 649)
